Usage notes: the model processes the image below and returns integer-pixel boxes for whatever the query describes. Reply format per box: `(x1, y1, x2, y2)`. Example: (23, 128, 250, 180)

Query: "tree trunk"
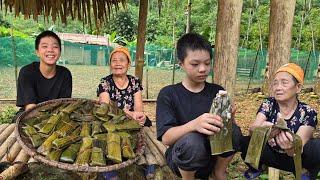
(186, 0, 192, 33)
(135, 0, 148, 81)
(213, 0, 243, 97)
(266, 0, 296, 95)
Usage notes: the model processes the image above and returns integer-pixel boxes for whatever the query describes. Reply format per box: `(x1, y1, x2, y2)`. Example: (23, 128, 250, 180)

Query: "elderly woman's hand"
(124, 109, 146, 126)
(132, 111, 146, 126)
(275, 131, 294, 151)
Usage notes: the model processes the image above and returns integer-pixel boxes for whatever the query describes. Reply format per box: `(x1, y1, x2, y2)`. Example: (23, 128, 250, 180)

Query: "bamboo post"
(145, 135, 166, 166)
(144, 146, 158, 165)
(185, 0, 192, 33)
(0, 132, 16, 160)
(144, 128, 166, 156)
(0, 124, 10, 134)
(10, 28, 18, 90)
(135, 0, 148, 81)
(246, 50, 259, 93)
(1, 138, 21, 163)
(13, 149, 29, 163)
(137, 154, 147, 165)
(0, 150, 29, 180)
(0, 124, 15, 145)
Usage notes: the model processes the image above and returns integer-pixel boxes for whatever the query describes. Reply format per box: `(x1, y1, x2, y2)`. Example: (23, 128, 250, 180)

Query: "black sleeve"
(16, 68, 37, 107)
(59, 69, 72, 98)
(156, 87, 178, 141)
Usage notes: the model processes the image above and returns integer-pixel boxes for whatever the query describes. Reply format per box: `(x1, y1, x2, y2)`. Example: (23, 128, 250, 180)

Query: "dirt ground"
(143, 92, 320, 179)
(0, 92, 319, 179)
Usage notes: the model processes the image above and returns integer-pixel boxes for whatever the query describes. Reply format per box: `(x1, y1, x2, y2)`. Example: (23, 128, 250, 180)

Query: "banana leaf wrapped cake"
(15, 98, 145, 172)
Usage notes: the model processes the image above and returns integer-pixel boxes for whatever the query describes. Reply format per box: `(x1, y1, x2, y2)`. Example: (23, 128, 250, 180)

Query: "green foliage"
(0, 26, 29, 38)
(0, 14, 10, 28)
(104, 10, 137, 42)
(0, 106, 16, 124)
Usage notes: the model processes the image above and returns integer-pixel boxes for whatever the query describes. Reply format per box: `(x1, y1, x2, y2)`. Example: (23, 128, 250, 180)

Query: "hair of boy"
(35, 30, 61, 51)
(176, 33, 213, 63)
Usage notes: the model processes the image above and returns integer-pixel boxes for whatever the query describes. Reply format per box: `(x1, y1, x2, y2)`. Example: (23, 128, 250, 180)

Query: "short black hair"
(176, 33, 213, 62)
(35, 31, 61, 51)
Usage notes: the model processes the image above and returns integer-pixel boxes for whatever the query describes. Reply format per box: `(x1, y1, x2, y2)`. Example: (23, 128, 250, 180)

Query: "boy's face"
(36, 36, 61, 66)
(180, 49, 211, 83)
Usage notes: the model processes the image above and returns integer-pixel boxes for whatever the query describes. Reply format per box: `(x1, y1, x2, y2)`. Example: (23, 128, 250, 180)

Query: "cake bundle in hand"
(209, 90, 233, 155)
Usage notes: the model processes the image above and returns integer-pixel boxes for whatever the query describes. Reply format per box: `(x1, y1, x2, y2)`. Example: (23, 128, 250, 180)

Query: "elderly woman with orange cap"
(241, 63, 320, 180)
(97, 46, 151, 126)
(97, 47, 153, 179)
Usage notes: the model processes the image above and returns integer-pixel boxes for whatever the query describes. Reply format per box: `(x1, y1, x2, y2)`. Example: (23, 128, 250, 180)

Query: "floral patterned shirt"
(97, 74, 143, 111)
(258, 97, 318, 133)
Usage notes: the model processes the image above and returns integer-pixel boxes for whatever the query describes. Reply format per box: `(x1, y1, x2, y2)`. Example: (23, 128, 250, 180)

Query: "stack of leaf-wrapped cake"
(21, 100, 141, 166)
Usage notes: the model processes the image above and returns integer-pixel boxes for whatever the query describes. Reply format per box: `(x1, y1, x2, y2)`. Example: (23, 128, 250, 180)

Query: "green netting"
(290, 49, 319, 82)
(0, 36, 37, 67)
(0, 36, 318, 81)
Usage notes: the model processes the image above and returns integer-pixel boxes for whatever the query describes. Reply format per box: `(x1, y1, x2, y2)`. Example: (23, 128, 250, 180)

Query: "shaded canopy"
(0, 0, 127, 28)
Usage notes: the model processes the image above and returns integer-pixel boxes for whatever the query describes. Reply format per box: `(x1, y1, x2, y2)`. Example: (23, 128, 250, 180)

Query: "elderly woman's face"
(110, 52, 130, 76)
(272, 72, 301, 102)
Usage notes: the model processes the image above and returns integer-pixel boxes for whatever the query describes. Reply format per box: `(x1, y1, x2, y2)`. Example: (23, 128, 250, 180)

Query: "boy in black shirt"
(156, 33, 241, 179)
(14, 31, 72, 120)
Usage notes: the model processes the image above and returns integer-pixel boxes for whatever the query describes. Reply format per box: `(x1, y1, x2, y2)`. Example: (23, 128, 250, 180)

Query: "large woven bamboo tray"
(15, 98, 145, 172)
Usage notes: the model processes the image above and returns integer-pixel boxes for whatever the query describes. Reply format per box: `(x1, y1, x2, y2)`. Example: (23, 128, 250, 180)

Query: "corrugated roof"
(57, 33, 116, 46)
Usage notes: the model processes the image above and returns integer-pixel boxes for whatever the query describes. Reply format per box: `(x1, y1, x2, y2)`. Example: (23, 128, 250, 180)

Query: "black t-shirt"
(16, 62, 72, 108)
(156, 82, 224, 141)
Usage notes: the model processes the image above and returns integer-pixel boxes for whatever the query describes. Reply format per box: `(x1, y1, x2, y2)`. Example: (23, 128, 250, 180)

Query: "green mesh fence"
(0, 36, 319, 100)
(290, 49, 319, 82)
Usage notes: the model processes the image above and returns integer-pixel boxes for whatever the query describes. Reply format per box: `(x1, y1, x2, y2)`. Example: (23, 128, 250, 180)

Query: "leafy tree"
(104, 10, 137, 42)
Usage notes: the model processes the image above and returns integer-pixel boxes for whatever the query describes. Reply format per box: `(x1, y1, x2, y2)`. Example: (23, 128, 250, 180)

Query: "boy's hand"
(192, 113, 224, 135)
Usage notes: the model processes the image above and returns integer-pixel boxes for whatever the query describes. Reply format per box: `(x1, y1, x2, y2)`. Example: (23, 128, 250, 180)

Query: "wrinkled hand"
(192, 113, 223, 135)
(268, 138, 277, 147)
(275, 131, 294, 150)
(131, 111, 146, 126)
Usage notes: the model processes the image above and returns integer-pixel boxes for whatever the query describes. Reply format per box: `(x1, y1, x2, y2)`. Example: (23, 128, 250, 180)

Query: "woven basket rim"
(15, 98, 145, 172)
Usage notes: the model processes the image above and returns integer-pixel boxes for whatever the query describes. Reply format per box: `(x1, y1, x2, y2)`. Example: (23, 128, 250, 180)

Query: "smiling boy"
(14, 31, 72, 119)
(156, 33, 241, 180)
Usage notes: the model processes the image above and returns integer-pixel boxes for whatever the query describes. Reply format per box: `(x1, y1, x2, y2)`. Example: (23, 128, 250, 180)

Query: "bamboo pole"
(137, 154, 147, 165)
(135, 0, 148, 81)
(13, 149, 30, 163)
(0, 150, 29, 180)
(144, 128, 166, 156)
(145, 135, 166, 166)
(185, 0, 192, 33)
(144, 146, 158, 165)
(0, 132, 16, 160)
(0, 163, 27, 180)
(0, 124, 10, 134)
(1, 141, 21, 163)
(0, 124, 15, 145)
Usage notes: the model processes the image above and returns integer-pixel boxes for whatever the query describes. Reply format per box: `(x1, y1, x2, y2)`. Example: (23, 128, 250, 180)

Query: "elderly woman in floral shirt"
(97, 46, 151, 127)
(97, 47, 153, 179)
(241, 63, 320, 180)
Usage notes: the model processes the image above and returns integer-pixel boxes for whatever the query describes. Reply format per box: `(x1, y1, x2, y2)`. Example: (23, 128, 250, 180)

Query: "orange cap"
(109, 47, 131, 63)
(276, 63, 304, 84)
